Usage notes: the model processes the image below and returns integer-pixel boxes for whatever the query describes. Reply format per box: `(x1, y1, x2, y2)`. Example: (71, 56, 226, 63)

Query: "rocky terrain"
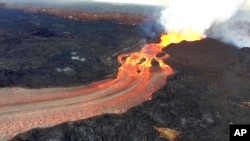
(0, 8, 151, 88)
(11, 38, 250, 141)
(0, 6, 249, 141)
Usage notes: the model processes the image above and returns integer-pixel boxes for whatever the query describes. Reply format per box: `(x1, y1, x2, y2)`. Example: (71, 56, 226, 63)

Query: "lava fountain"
(0, 30, 202, 140)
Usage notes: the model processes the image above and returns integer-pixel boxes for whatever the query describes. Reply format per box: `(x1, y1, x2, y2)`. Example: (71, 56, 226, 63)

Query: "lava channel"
(0, 45, 172, 140)
(0, 30, 202, 140)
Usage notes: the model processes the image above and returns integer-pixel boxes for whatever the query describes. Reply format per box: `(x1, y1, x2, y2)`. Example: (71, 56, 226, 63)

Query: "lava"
(0, 30, 202, 140)
(159, 29, 204, 47)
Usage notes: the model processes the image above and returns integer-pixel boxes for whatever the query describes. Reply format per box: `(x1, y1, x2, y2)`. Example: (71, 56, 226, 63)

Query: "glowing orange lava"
(0, 31, 202, 140)
(159, 29, 204, 47)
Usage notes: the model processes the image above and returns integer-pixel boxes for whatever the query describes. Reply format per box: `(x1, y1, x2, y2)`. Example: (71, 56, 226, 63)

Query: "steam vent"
(0, 1, 250, 141)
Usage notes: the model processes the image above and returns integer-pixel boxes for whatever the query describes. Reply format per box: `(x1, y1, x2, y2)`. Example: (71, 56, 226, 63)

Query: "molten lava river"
(0, 31, 202, 140)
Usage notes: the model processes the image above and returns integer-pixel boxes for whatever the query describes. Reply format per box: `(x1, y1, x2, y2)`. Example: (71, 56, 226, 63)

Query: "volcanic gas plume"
(159, 0, 249, 48)
(0, 0, 248, 140)
(160, 0, 245, 35)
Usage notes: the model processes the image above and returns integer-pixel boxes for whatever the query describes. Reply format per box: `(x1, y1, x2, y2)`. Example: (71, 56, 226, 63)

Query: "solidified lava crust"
(15, 38, 250, 141)
(0, 42, 173, 140)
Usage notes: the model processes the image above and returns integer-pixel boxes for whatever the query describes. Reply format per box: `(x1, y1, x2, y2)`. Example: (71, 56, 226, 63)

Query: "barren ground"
(0, 8, 249, 141)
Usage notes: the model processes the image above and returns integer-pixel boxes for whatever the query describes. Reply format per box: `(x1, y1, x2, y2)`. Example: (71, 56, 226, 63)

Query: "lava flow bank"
(0, 31, 201, 140)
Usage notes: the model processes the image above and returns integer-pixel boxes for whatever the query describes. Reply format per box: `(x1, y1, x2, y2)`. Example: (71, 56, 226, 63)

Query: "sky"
(0, 0, 249, 8)
(0, 0, 168, 5)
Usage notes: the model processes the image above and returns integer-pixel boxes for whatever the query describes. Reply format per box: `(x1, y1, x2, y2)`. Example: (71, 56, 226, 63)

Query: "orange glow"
(159, 29, 203, 47)
(117, 29, 203, 73)
(0, 30, 203, 140)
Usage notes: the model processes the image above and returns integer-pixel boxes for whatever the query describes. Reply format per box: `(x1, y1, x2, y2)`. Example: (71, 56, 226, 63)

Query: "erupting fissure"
(118, 29, 203, 74)
(0, 31, 202, 140)
(159, 29, 204, 47)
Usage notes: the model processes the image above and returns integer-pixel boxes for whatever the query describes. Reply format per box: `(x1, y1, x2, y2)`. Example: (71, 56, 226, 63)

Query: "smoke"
(138, 21, 164, 41)
(206, 10, 250, 48)
(160, 0, 246, 36)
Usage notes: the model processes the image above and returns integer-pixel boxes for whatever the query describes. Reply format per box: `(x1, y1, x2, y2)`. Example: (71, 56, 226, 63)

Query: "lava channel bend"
(0, 30, 203, 140)
(0, 44, 173, 141)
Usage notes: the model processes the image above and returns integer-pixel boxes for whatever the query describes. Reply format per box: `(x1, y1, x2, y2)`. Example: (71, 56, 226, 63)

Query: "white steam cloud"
(207, 10, 250, 48)
(160, 0, 245, 35)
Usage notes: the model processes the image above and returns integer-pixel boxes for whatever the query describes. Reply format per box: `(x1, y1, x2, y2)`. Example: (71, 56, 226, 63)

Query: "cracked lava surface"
(0, 44, 172, 140)
(0, 31, 202, 140)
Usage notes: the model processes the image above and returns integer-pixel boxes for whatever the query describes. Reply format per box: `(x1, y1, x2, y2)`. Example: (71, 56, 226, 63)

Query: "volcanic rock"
(0, 7, 249, 141)
(31, 27, 55, 37)
(0, 8, 143, 88)
(12, 36, 250, 141)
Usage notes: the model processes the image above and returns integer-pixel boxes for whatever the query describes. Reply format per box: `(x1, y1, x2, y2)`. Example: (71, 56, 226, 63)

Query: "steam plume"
(206, 10, 250, 48)
(160, 0, 246, 35)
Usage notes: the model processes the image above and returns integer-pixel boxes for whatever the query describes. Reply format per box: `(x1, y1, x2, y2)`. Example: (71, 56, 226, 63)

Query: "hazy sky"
(0, 0, 248, 8)
(0, 0, 167, 5)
